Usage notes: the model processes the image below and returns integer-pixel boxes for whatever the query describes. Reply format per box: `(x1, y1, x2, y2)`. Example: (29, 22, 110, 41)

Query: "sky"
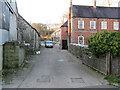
(16, 0, 119, 24)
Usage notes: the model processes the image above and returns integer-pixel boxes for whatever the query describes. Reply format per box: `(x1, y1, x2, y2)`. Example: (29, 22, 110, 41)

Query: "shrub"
(87, 31, 120, 57)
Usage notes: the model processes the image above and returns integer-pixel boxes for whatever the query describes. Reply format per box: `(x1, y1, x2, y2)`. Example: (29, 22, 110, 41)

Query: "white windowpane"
(101, 21, 107, 30)
(114, 22, 119, 30)
(90, 21, 96, 29)
(78, 21, 84, 29)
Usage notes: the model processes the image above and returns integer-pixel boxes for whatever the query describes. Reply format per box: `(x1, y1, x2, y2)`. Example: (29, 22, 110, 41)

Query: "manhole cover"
(71, 78, 85, 83)
(37, 75, 50, 83)
(58, 59, 64, 62)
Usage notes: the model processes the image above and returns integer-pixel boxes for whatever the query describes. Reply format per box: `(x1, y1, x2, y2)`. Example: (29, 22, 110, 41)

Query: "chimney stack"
(70, 0, 72, 7)
(93, 0, 96, 8)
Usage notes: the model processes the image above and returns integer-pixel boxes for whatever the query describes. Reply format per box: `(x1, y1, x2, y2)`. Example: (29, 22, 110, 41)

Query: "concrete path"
(3, 44, 115, 88)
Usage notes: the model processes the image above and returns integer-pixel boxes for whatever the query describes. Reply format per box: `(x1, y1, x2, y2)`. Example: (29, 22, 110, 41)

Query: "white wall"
(9, 13, 17, 41)
(0, 29, 9, 45)
(0, 45, 3, 71)
(0, 29, 8, 71)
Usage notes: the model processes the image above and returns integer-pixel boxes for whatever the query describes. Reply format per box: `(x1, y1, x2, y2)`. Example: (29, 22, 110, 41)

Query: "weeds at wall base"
(104, 75, 120, 87)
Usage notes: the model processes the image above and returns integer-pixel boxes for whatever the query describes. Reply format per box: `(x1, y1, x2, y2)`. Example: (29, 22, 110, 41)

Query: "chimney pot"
(93, 0, 96, 8)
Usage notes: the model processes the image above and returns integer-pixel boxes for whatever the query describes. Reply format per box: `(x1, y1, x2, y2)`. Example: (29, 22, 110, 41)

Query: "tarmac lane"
(3, 44, 117, 88)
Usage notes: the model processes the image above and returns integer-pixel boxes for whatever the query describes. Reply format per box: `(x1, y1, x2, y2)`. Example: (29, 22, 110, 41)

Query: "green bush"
(104, 75, 120, 86)
(87, 31, 120, 57)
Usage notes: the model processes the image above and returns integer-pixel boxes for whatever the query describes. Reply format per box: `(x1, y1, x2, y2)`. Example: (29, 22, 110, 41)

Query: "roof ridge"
(72, 5, 120, 19)
(72, 5, 120, 8)
(61, 21, 68, 27)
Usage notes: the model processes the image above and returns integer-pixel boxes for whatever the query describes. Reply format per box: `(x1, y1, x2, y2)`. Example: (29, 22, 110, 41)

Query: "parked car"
(45, 41, 53, 48)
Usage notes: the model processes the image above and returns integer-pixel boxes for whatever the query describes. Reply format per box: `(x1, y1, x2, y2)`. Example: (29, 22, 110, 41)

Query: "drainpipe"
(97, 18, 99, 33)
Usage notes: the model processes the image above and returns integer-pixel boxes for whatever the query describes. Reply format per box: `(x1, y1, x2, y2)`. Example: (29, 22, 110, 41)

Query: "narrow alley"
(3, 44, 115, 88)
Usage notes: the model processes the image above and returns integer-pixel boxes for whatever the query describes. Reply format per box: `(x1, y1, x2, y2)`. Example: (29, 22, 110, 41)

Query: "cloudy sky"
(16, 0, 119, 24)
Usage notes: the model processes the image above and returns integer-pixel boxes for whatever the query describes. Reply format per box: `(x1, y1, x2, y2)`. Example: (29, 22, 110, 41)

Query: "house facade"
(60, 21, 68, 49)
(51, 29, 61, 42)
(0, 0, 18, 71)
(68, 4, 120, 45)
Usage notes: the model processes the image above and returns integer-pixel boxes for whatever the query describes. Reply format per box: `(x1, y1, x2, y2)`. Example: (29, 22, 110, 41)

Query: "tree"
(61, 13, 68, 24)
(87, 31, 120, 57)
(32, 23, 54, 40)
(32, 23, 47, 33)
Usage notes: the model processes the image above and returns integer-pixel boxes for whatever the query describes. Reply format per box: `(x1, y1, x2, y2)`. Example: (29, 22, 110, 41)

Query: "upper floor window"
(90, 21, 96, 29)
(114, 22, 119, 30)
(101, 21, 107, 30)
(78, 20, 84, 29)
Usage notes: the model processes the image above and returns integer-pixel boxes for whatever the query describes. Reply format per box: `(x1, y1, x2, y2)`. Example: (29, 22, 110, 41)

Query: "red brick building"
(68, 1, 120, 45)
(60, 21, 68, 49)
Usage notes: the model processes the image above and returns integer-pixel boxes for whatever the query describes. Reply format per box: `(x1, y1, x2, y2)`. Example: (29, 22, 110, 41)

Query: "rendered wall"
(0, 45, 3, 71)
(9, 13, 17, 41)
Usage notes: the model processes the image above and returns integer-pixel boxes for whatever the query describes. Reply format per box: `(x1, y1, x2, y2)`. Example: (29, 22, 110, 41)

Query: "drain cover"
(37, 75, 50, 83)
(71, 78, 85, 83)
(58, 59, 64, 62)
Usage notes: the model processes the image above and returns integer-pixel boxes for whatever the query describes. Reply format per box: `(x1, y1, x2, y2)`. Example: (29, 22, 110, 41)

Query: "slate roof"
(18, 13, 40, 36)
(61, 21, 68, 27)
(72, 5, 120, 19)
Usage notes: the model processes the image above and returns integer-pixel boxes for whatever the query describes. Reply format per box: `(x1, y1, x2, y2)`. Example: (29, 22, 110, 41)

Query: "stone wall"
(19, 47, 25, 66)
(81, 48, 107, 75)
(69, 44, 120, 75)
(3, 42, 25, 69)
(111, 57, 120, 75)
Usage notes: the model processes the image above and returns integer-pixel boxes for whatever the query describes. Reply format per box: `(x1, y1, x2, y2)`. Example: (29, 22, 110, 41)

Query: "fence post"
(107, 52, 111, 75)
(110, 53, 112, 74)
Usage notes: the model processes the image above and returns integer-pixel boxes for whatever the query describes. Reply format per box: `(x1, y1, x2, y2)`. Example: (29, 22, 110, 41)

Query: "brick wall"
(69, 44, 120, 75)
(71, 18, 120, 45)
(60, 27, 68, 46)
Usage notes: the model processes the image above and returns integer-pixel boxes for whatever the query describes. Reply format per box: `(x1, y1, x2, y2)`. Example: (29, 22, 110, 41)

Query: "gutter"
(3, 0, 18, 16)
(97, 18, 99, 33)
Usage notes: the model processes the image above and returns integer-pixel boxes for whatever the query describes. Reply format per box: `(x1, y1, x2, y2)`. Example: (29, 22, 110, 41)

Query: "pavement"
(2, 44, 117, 88)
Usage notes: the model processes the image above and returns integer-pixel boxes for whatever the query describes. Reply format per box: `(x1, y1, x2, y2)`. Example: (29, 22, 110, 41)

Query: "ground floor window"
(78, 36, 84, 45)
(101, 21, 107, 30)
(114, 22, 119, 30)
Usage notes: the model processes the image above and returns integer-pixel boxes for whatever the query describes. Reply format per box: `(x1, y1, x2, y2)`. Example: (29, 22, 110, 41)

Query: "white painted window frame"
(101, 21, 107, 30)
(90, 21, 96, 29)
(114, 22, 119, 30)
(78, 36, 84, 45)
(78, 20, 84, 29)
